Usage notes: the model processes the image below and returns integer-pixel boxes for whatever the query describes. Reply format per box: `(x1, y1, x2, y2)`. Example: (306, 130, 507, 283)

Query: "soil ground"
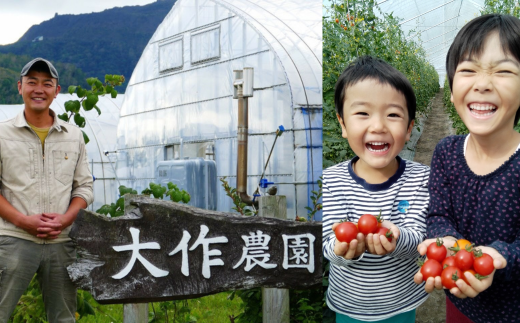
(413, 89, 455, 323)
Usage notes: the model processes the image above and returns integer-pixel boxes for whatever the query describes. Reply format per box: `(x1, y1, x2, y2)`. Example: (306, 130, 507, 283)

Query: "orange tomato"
(454, 239, 472, 251)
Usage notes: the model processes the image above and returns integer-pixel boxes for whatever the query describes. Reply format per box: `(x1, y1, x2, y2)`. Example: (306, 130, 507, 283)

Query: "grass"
(78, 292, 243, 323)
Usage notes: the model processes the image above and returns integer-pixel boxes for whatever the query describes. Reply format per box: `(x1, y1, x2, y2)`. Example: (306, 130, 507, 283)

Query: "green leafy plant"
(57, 74, 125, 144)
(323, 0, 439, 167)
(301, 177, 322, 222)
(96, 183, 191, 217)
(219, 177, 257, 216)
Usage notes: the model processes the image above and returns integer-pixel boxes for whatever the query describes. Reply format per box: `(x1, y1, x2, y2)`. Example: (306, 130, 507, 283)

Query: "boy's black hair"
(446, 13, 520, 126)
(334, 56, 416, 126)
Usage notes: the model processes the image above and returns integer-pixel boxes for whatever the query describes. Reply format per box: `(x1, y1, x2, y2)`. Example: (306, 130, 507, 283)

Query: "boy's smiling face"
(451, 32, 520, 136)
(337, 78, 413, 179)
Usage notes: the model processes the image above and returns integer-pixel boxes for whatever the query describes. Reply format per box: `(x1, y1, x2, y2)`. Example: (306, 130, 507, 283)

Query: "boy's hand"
(365, 220, 400, 255)
(332, 222, 366, 259)
(450, 246, 506, 299)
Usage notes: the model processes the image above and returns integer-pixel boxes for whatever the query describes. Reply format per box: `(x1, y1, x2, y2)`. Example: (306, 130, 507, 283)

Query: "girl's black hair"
(446, 13, 520, 125)
(334, 56, 416, 125)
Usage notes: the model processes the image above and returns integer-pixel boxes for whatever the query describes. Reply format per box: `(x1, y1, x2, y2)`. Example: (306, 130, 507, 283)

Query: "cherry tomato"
(473, 252, 494, 276)
(460, 269, 476, 285)
(426, 238, 447, 263)
(452, 239, 472, 251)
(441, 256, 456, 269)
(335, 222, 358, 243)
(454, 249, 474, 271)
(420, 259, 442, 281)
(357, 214, 378, 235)
(377, 227, 393, 242)
(441, 266, 462, 289)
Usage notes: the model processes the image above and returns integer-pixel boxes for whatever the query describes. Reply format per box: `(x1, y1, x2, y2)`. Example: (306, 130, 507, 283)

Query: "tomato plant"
(473, 249, 494, 276)
(441, 266, 462, 289)
(418, 259, 443, 281)
(377, 227, 393, 242)
(335, 222, 359, 243)
(441, 256, 456, 269)
(426, 238, 447, 262)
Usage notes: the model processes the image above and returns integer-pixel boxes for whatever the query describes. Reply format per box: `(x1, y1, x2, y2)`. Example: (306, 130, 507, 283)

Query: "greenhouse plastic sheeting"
(376, 0, 484, 85)
(0, 94, 124, 212)
(117, 0, 322, 219)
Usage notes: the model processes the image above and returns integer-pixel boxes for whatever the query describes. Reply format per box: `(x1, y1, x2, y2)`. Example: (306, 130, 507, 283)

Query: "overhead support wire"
(421, 28, 457, 44)
(427, 43, 452, 57)
(423, 35, 456, 52)
(406, 15, 459, 40)
(398, 0, 456, 26)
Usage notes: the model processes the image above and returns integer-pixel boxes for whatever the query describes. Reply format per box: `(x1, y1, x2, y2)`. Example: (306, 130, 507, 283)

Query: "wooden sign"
(67, 196, 322, 304)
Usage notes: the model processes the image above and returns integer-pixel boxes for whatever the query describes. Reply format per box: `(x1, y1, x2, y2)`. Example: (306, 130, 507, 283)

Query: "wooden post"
(259, 195, 290, 323)
(123, 195, 148, 323)
(123, 303, 148, 322)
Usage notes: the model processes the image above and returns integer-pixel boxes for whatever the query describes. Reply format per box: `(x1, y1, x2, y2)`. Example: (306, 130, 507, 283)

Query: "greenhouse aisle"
(413, 89, 455, 323)
(414, 90, 455, 167)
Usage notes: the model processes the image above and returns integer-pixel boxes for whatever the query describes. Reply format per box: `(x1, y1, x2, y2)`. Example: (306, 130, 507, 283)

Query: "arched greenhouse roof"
(117, 0, 322, 218)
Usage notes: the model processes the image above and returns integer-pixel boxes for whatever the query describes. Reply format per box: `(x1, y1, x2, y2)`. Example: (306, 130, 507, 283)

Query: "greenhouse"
(116, 0, 322, 219)
(376, 0, 484, 85)
(0, 94, 124, 212)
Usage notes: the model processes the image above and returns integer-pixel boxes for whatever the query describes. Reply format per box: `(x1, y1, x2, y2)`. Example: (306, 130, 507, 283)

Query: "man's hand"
(365, 220, 400, 255)
(332, 222, 366, 260)
(19, 214, 62, 239)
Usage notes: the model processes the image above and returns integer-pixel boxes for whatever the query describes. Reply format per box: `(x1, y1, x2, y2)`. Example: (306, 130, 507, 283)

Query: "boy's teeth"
(366, 142, 389, 152)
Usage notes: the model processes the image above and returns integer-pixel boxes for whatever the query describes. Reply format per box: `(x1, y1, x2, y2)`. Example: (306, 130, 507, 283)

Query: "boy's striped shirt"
(323, 156, 430, 321)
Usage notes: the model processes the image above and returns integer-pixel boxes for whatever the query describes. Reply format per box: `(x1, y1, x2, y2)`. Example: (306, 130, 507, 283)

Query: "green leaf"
(111, 89, 118, 98)
(84, 93, 98, 111)
(76, 86, 87, 98)
(57, 112, 68, 122)
(151, 185, 165, 199)
(86, 78, 97, 86)
(68, 85, 77, 95)
(64, 100, 80, 113)
(105, 85, 113, 94)
(182, 192, 191, 204)
(116, 197, 125, 211)
(94, 105, 101, 115)
(171, 190, 182, 202)
(74, 113, 86, 128)
(94, 80, 103, 89)
(81, 130, 90, 144)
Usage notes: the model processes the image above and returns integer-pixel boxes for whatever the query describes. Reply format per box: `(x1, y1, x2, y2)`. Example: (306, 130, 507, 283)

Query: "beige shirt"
(0, 109, 94, 243)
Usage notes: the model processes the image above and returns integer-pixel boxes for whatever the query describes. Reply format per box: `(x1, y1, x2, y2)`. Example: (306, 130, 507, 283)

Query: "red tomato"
(377, 227, 393, 242)
(441, 266, 462, 289)
(461, 269, 476, 285)
(426, 238, 447, 263)
(358, 214, 379, 235)
(441, 256, 456, 269)
(473, 252, 494, 276)
(335, 222, 358, 243)
(454, 249, 474, 271)
(420, 259, 442, 281)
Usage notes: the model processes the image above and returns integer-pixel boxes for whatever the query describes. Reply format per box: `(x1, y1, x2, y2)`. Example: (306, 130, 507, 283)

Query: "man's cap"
(20, 58, 59, 79)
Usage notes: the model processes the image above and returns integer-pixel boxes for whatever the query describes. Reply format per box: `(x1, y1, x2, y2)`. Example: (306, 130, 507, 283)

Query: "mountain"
(0, 0, 176, 94)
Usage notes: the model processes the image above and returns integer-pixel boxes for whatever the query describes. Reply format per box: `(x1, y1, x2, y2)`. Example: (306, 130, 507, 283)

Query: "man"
(0, 58, 93, 322)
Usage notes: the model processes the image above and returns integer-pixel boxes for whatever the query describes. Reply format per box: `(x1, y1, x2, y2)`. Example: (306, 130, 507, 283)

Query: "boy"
(323, 56, 430, 322)
(0, 58, 93, 322)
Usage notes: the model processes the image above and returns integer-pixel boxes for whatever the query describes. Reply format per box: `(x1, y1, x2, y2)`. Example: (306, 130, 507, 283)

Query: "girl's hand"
(414, 237, 457, 292)
(332, 223, 366, 259)
(365, 220, 400, 255)
(450, 246, 506, 299)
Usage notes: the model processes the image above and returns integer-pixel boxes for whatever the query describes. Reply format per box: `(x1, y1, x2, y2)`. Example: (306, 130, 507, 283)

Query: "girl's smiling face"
(451, 32, 520, 137)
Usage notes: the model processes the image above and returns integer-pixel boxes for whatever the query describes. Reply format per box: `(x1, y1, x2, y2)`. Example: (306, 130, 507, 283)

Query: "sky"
(0, 0, 157, 45)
